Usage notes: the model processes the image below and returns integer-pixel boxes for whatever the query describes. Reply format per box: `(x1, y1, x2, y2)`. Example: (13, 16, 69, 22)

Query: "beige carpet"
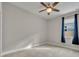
(2, 46, 79, 57)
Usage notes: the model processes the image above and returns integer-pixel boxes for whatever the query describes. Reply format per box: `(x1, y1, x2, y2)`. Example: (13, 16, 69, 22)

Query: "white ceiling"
(10, 2, 79, 20)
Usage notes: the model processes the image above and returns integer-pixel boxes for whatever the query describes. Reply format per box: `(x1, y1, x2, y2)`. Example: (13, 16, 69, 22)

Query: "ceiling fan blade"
(47, 2, 50, 6)
(52, 2, 59, 7)
(40, 2, 48, 8)
(39, 9, 46, 12)
(52, 8, 60, 12)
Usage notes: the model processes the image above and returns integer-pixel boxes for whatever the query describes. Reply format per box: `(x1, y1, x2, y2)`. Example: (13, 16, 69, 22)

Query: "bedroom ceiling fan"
(39, 2, 60, 15)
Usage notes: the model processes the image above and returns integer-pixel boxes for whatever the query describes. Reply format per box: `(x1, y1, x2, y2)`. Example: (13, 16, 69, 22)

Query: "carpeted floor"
(2, 46, 79, 57)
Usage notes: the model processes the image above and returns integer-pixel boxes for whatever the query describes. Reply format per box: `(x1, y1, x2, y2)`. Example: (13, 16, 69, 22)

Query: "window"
(61, 14, 79, 45)
(64, 16, 74, 40)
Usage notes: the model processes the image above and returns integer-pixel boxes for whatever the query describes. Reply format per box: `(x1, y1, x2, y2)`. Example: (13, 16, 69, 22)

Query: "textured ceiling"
(10, 2, 79, 20)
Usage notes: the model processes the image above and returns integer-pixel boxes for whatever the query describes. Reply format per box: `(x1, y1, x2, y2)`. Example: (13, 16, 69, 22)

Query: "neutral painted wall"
(0, 2, 2, 55)
(48, 11, 79, 50)
(2, 3, 48, 53)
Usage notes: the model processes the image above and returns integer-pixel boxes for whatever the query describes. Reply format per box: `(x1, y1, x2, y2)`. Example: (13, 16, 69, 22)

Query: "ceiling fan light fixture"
(39, 2, 59, 15)
(46, 8, 52, 13)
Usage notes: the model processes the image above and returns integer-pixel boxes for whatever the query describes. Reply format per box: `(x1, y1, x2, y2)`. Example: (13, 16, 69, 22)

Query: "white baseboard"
(47, 42, 79, 52)
(32, 41, 47, 47)
(1, 41, 47, 56)
(1, 48, 25, 57)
